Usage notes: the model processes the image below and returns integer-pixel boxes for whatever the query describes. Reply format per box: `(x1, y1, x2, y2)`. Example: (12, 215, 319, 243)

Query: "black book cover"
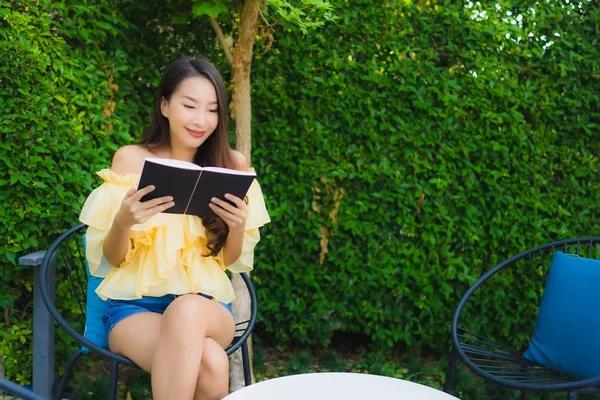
(186, 168, 256, 218)
(138, 158, 256, 218)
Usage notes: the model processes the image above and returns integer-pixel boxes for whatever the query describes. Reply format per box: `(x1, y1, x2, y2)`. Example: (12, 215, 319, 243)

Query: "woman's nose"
(193, 112, 205, 127)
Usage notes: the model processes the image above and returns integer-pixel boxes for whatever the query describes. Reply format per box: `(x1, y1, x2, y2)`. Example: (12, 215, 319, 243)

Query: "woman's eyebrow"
(182, 95, 198, 102)
(182, 95, 218, 105)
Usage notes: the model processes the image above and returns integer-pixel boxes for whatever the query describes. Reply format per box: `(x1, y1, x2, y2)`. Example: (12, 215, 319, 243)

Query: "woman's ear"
(160, 97, 169, 118)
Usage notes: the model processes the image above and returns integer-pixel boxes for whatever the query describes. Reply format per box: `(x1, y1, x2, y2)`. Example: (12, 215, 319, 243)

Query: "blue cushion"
(82, 235, 110, 351)
(523, 251, 600, 379)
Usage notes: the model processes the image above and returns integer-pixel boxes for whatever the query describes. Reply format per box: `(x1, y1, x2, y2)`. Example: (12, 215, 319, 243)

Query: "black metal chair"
(443, 238, 600, 399)
(0, 377, 46, 400)
(39, 223, 257, 400)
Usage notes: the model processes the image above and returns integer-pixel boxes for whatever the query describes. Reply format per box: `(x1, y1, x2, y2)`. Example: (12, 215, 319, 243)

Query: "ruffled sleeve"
(79, 169, 138, 277)
(226, 177, 271, 273)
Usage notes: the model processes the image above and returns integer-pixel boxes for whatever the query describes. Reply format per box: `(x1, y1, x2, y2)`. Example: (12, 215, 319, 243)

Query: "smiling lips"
(186, 128, 206, 138)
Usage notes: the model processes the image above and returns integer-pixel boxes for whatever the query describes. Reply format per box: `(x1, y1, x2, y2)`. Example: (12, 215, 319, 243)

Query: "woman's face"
(160, 76, 219, 151)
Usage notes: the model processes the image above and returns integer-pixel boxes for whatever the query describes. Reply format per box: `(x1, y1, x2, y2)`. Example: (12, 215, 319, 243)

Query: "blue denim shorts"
(103, 293, 233, 337)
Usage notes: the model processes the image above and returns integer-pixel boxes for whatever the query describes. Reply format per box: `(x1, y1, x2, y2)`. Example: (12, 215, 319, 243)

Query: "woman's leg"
(108, 311, 162, 370)
(194, 337, 230, 400)
(109, 317, 231, 400)
(108, 295, 235, 400)
(152, 295, 234, 399)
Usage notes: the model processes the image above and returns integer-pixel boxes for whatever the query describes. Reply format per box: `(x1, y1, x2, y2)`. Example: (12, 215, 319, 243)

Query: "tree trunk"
(230, 0, 262, 163)
(229, 0, 262, 392)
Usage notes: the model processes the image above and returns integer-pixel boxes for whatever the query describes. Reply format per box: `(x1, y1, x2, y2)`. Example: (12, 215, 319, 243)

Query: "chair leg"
(567, 392, 577, 400)
(108, 360, 119, 400)
(53, 349, 84, 400)
(443, 345, 458, 394)
(241, 341, 252, 387)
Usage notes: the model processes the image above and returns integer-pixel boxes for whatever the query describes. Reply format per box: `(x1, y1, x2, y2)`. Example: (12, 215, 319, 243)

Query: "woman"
(79, 56, 270, 399)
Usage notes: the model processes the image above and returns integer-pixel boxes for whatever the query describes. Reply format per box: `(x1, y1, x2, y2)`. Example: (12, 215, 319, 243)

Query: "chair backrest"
(42, 224, 89, 343)
(455, 238, 600, 350)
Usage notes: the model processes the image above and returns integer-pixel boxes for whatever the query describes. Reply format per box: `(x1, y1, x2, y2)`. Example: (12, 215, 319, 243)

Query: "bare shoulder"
(110, 145, 150, 175)
(231, 150, 249, 171)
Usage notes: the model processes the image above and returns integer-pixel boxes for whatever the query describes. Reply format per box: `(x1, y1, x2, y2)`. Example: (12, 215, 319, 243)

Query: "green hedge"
(0, 0, 226, 384)
(0, 0, 137, 382)
(250, 0, 600, 350)
(2, 0, 600, 385)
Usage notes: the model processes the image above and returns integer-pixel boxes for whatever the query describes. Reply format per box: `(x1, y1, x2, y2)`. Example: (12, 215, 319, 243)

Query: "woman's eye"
(184, 105, 195, 109)
(209, 109, 218, 113)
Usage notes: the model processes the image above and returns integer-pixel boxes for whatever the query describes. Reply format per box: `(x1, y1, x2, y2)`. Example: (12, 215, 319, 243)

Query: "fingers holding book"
(115, 185, 175, 229)
(209, 193, 248, 231)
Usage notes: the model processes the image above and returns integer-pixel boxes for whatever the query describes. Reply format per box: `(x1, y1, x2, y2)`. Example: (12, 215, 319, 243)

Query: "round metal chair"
(443, 237, 600, 399)
(40, 223, 257, 400)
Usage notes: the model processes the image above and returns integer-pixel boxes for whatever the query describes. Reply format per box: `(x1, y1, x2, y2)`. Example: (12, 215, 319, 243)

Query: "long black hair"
(142, 56, 236, 257)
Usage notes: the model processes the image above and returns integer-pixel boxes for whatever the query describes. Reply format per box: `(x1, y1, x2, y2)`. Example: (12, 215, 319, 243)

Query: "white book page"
(202, 166, 257, 176)
(144, 157, 202, 170)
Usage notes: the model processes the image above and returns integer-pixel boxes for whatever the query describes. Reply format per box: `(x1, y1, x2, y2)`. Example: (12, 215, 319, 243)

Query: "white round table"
(224, 372, 460, 399)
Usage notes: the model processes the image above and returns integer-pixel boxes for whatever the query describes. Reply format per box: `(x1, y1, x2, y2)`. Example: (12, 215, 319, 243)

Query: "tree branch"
(208, 16, 233, 65)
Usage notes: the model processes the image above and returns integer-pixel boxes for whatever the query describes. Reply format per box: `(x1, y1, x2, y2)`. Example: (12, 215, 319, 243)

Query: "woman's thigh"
(108, 311, 162, 371)
(108, 295, 235, 369)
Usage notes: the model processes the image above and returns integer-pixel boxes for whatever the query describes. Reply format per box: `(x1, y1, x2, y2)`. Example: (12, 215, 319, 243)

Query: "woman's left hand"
(209, 194, 248, 231)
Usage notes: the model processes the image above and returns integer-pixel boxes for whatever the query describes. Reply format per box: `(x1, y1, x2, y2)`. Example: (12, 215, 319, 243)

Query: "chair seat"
(457, 328, 580, 386)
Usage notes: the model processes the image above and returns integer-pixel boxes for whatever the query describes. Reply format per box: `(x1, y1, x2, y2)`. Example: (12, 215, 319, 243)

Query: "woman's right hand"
(114, 185, 174, 230)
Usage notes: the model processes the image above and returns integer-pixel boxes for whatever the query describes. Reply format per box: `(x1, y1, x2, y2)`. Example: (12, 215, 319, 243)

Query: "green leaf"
(5, 252, 15, 264)
(192, 1, 228, 18)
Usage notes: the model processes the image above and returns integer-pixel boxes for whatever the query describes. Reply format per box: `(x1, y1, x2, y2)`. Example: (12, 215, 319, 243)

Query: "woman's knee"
(163, 295, 212, 329)
(163, 294, 234, 349)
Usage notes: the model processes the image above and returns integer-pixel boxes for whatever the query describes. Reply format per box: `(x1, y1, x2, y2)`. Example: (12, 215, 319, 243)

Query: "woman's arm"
(222, 225, 245, 267)
(215, 150, 250, 267)
(102, 146, 174, 267)
(103, 216, 132, 267)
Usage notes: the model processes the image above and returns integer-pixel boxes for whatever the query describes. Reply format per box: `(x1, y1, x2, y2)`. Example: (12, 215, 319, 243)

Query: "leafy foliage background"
(1, 0, 599, 384)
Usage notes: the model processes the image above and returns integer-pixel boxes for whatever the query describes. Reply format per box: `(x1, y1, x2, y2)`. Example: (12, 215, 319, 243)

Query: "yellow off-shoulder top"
(79, 169, 270, 303)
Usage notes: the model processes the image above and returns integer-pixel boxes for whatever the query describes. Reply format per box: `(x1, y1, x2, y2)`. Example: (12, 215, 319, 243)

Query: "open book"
(137, 158, 256, 218)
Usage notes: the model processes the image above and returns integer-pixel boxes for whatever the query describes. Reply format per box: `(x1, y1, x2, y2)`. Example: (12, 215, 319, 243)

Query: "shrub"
(0, 0, 224, 383)
(250, 0, 600, 350)
(2, 0, 600, 385)
(0, 0, 138, 382)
